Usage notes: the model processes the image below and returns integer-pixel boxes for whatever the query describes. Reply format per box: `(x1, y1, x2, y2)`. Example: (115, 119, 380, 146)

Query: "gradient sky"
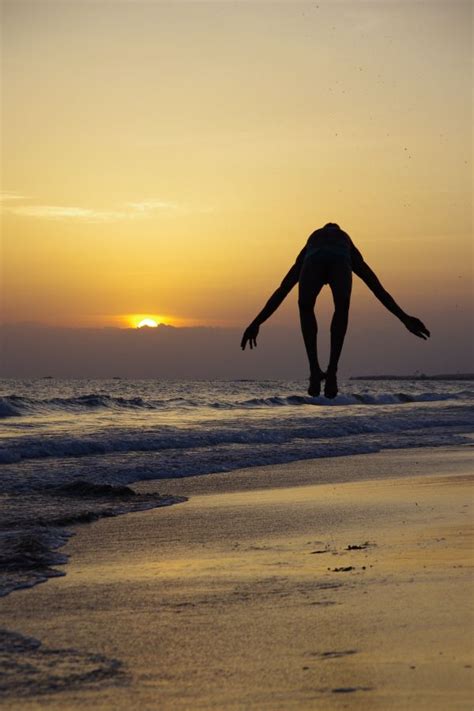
(1, 0, 472, 339)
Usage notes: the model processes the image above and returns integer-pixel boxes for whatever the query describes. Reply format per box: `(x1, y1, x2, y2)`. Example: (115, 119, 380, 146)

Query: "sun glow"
(137, 318, 159, 328)
(122, 313, 203, 329)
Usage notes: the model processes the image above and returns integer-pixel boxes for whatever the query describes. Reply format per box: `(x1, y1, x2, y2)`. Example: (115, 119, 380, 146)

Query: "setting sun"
(137, 318, 159, 329)
(123, 313, 202, 329)
(126, 314, 165, 329)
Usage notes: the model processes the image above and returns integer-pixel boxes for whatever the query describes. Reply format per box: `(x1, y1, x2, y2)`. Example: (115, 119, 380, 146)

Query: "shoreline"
(1, 445, 470, 602)
(0, 445, 473, 708)
(135, 443, 473, 497)
(0, 487, 187, 600)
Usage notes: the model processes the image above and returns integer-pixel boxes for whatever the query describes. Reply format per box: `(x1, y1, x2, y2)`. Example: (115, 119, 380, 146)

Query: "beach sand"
(1, 447, 473, 709)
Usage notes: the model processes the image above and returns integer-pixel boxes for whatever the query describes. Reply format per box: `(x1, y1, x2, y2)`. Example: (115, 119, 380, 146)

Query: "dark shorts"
(301, 252, 352, 285)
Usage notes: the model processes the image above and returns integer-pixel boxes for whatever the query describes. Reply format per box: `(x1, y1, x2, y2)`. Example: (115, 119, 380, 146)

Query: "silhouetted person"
(241, 223, 430, 398)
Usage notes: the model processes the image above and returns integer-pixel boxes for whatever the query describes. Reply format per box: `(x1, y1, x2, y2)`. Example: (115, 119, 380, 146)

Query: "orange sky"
(1, 0, 472, 330)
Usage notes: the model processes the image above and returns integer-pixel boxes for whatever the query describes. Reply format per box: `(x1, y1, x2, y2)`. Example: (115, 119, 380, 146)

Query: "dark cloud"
(1, 319, 471, 379)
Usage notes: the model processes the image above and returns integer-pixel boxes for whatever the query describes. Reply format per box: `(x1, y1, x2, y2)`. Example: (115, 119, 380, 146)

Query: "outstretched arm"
(241, 247, 306, 350)
(352, 246, 430, 340)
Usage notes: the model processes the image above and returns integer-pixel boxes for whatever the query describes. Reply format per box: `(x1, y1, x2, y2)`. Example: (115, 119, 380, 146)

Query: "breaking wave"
(1, 389, 472, 418)
(1, 406, 472, 465)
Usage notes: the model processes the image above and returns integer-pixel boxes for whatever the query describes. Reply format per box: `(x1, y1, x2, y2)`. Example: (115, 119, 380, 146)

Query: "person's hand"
(241, 322, 259, 350)
(403, 315, 430, 340)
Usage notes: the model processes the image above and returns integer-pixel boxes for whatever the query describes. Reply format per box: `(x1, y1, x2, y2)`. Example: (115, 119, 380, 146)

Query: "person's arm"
(241, 247, 306, 350)
(351, 245, 430, 340)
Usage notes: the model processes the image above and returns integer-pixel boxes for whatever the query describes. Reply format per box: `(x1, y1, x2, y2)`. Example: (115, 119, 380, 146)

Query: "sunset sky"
(1, 1, 472, 342)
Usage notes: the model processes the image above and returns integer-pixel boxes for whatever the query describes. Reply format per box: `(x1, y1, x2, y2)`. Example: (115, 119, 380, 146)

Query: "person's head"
(323, 222, 341, 230)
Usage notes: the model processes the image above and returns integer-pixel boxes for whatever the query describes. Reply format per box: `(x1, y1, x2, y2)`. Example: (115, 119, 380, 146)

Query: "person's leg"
(298, 259, 326, 395)
(325, 262, 352, 398)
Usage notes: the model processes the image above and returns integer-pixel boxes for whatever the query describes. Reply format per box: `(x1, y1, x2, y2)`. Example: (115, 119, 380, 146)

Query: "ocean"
(1, 377, 473, 598)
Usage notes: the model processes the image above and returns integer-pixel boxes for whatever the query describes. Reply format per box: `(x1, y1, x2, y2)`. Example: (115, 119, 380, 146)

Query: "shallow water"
(0, 378, 472, 597)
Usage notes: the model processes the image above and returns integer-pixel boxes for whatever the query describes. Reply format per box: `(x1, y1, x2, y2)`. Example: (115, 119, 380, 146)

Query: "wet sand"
(1, 447, 473, 709)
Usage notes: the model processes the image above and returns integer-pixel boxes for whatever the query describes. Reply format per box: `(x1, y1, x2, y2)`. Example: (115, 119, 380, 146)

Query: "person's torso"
(304, 227, 353, 262)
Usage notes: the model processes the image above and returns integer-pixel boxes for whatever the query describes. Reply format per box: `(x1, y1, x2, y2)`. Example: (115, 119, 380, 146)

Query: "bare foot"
(308, 371, 326, 397)
(324, 371, 338, 399)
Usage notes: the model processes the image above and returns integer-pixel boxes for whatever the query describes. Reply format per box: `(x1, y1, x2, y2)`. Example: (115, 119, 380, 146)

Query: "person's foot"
(308, 371, 325, 397)
(324, 371, 338, 399)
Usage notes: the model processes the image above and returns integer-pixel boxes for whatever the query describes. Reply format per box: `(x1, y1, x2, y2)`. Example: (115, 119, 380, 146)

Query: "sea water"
(1, 377, 473, 597)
